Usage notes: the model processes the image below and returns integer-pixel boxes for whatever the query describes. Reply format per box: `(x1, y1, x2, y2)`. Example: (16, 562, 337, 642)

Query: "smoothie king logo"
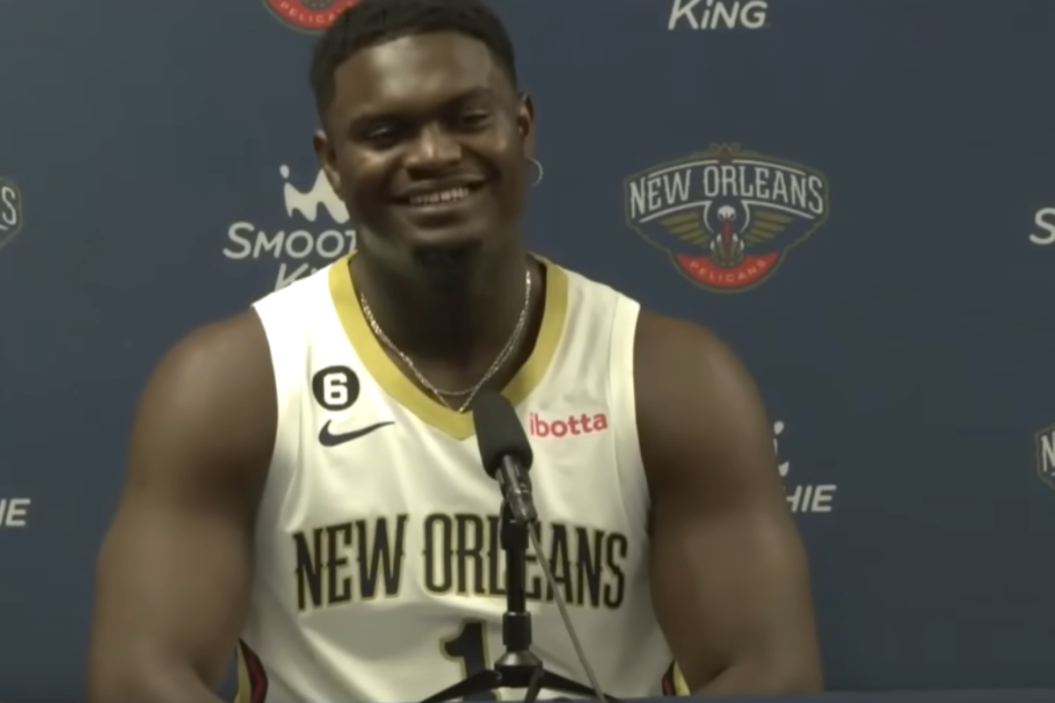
(624, 144, 830, 292)
(0, 498, 31, 528)
(0, 175, 25, 254)
(223, 165, 356, 291)
(773, 420, 835, 514)
(667, 0, 770, 30)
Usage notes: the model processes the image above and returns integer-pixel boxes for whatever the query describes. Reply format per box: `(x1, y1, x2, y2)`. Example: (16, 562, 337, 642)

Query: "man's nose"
(405, 125, 461, 171)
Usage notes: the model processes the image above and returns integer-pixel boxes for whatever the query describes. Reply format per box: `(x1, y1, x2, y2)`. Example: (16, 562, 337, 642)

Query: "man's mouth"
(396, 182, 485, 208)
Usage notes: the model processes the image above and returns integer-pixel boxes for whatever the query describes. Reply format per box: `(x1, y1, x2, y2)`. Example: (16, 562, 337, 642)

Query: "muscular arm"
(86, 312, 275, 703)
(635, 312, 822, 695)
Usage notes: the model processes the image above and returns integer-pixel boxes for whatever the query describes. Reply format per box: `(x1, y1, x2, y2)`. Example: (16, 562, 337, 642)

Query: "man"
(86, 0, 822, 701)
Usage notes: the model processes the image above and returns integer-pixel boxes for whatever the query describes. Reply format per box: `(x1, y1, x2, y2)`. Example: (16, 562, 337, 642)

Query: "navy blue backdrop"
(1, 0, 1054, 698)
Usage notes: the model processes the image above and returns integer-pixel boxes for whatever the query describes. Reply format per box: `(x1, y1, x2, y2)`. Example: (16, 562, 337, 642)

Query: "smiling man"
(85, 1, 822, 702)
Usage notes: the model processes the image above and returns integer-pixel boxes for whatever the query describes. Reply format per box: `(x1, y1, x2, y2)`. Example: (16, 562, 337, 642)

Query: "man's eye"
(460, 112, 491, 127)
(365, 129, 398, 146)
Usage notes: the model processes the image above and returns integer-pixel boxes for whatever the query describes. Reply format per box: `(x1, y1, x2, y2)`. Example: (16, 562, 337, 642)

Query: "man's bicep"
(636, 313, 821, 694)
(650, 493, 817, 693)
(90, 490, 253, 690)
(88, 316, 273, 696)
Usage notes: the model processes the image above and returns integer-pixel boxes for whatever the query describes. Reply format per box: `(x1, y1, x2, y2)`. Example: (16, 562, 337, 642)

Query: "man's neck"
(350, 243, 537, 368)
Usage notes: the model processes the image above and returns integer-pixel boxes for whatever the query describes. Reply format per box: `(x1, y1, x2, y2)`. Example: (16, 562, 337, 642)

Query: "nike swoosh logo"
(318, 420, 394, 447)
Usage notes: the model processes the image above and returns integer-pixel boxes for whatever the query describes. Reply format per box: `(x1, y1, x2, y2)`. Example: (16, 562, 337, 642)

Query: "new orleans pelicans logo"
(263, 0, 361, 32)
(624, 144, 830, 292)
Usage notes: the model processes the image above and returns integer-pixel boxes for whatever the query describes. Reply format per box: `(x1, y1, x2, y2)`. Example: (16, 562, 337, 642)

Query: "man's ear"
(313, 128, 344, 198)
(516, 92, 536, 160)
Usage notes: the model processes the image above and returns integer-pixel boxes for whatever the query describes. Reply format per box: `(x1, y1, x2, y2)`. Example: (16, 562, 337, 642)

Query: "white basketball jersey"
(237, 255, 677, 703)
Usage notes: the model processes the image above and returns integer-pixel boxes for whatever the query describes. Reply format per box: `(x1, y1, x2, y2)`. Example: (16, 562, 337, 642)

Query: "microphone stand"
(421, 501, 614, 703)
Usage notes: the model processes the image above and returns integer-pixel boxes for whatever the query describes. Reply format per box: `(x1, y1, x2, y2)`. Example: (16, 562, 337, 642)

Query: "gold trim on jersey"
(234, 648, 250, 703)
(329, 253, 568, 440)
(661, 662, 692, 696)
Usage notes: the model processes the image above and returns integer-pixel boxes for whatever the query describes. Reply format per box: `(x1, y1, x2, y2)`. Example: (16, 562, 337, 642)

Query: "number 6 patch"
(311, 366, 360, 411)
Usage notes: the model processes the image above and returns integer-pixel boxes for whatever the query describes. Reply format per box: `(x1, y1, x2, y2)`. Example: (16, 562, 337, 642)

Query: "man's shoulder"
(168, 309, 270, 370)
(632, 308, 772, 493)
(148, 309, 275, 418)
(633, 308, 757, 424)
(634, 308, 727, 371)
(122, 308, 275, 523)
(130, 308, 276, 484)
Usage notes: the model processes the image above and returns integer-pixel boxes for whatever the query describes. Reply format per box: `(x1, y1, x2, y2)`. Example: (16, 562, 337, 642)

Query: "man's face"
(317, 32, 534, 260)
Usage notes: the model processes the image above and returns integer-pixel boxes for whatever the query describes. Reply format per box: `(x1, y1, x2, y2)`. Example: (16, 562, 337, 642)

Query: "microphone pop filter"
(470, 391, 533, 478)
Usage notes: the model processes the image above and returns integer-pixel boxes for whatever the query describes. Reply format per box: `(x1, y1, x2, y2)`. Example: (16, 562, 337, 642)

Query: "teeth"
(408, 187, 471, 206)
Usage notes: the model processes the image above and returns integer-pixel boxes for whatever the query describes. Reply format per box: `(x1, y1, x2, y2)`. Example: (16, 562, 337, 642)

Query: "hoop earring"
(528, 157, 544, 187)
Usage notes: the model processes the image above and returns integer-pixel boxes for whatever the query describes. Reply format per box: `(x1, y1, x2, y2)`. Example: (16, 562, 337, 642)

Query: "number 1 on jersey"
(441, 620, 496, 701)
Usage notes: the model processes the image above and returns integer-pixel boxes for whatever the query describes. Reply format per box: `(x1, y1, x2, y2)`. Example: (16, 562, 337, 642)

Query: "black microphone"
(471, 391, 538, 525)
(469, 391, 612, 703)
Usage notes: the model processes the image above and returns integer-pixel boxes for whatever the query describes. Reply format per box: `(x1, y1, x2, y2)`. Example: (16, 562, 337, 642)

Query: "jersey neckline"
(328, 253, 569, 439)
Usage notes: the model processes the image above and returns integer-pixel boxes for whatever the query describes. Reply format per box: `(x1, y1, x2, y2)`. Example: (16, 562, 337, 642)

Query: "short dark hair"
(309, 0, 519, 114)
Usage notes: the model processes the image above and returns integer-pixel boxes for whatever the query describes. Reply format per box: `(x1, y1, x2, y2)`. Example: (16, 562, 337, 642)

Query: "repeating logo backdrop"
(1, 0, 1053, 699)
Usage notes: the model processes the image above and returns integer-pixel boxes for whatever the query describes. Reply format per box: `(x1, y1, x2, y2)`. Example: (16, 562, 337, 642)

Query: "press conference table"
(563, 693, 1055, 703)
